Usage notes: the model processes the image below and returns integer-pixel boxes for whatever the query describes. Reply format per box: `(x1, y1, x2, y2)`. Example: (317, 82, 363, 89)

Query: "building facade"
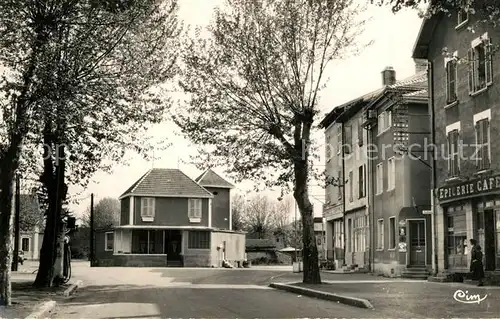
(413, 8, 500, 282)
(362, 68, 432, 277)
(94, 168, 246, 267)
(321, 86, 371, 269)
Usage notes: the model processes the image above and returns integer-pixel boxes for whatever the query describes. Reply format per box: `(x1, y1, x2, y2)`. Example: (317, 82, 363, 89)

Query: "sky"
(68, 0, 424, 222)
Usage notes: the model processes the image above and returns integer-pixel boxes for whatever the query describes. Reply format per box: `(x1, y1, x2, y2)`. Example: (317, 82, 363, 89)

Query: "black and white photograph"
(0, 0, 499, 318)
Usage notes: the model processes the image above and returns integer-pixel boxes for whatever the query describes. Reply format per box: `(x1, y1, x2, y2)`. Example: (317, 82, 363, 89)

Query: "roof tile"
(195, 168, 234, 188)
(119, 168, 213, 199)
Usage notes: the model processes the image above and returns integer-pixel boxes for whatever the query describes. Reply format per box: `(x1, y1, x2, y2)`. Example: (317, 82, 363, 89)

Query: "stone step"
(401, 273, 429, 279)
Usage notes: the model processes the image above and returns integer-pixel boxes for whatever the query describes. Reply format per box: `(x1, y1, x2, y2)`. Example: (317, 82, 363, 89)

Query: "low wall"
(183, 253, 211, 267)
(95, 254, 169, 267)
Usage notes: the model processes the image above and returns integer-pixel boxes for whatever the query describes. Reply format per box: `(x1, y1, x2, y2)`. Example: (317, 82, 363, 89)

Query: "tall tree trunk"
(0, 171, 14, 306)
(293, 117, 321, 284)
(33, 123, 58, 287)
(0, 27, 48, 301)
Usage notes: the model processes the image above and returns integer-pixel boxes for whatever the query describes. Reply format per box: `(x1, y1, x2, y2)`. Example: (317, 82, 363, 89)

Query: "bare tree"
(241, 194, 275, 239)
(231, 194, 246, 231)
(174, 0, 367, 283)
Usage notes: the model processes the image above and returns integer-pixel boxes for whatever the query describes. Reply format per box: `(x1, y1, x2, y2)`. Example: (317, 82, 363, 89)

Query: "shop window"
(447, 215, 467, 255)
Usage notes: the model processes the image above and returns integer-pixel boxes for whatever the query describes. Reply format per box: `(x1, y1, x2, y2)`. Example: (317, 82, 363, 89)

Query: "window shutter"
(447, 132, 451, 174)
(363, 164, 366, 197)
(475, 121, 480, 168)
(456, 130, 461, 174)
(446, 62, 451, 102)
(468, 48, 475, 94)
(486, 38, 493, 85)
(358, 118, 363, 146)
(483, 119, 490, 167)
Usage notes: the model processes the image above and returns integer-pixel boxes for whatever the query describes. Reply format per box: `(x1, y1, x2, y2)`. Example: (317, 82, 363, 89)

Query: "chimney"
(381, 66, 396, 86)
(414, 58, 428, 73)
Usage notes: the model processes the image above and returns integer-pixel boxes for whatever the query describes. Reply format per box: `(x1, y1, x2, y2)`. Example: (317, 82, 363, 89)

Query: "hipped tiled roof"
(195, 168, 234, 189)
(119, 168, 213, 199)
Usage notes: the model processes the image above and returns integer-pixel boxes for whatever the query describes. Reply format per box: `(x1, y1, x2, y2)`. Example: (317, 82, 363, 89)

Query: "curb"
(269, 282, 374, 309)
(63, 280, 82, 297)
(24, 300, 56, 319)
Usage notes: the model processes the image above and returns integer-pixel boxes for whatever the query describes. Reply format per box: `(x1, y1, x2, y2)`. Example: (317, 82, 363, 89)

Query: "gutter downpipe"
(341, 121, 347, 267)
(428, 61, 438, 276)
(367, 121, 375, 272)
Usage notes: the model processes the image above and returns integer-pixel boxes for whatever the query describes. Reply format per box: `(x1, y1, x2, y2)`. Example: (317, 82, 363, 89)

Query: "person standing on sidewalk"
(469, 239, 485, 286)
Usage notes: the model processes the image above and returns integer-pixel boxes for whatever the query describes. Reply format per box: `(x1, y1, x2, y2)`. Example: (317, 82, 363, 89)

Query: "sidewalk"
(286, 280, 500, 317)
(0, 269, 73, 318)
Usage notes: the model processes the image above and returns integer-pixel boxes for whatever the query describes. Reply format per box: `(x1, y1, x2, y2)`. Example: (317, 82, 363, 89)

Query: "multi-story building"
(413, 7, 500, 283)
(321, 65, 431, 275)
(94, 168, 246, 267)
(361, 67, 432, 278)
(321, 85, 370, 270)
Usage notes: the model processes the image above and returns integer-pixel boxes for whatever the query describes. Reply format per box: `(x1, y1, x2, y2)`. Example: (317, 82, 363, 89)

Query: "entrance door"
(484, 209, 495, 271)
(409, 220, 426, 266)
(165, 230, 182, 261)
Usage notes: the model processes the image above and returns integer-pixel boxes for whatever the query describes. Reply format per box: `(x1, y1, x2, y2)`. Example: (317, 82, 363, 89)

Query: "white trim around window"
(471, 32, 488, 48)
(189, 198, 203, 223)
(376, 163, 383, 195)
(473, 109, 491, 123)
(388, 216, 396, 250)
(140, 197, 155, 222)
(105, 232, 114, 251)
(445, 121, 461, 135)
(387, 157, 396, 191)
(376, 218, 384, 250)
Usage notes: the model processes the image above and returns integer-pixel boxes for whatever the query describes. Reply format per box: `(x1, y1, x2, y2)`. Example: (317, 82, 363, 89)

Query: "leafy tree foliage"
(0, 0, 180, 295)
(373, 0, 500, 26)
(19, 194, 45, 233)
(174, 0, 367, 284)
(81, 197, 120, 229)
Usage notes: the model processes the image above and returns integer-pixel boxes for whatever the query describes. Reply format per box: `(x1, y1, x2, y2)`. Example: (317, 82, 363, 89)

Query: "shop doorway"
(484, 209, 495, 271)
(409, 220, 426, 266)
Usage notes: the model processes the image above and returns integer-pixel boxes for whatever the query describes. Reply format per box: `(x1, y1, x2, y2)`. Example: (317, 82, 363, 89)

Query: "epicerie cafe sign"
(437, 174, 500, 201)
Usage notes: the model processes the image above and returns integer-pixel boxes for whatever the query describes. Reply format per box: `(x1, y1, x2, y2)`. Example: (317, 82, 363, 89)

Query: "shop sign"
(437, 174, 500, 201)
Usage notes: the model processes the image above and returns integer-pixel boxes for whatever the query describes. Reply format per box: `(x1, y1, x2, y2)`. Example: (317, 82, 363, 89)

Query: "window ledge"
(470, 87, 488, 97)
(141, 216, 154, 222)
(105, 248, 113, 252)
(375, 192, 383, 196)
(376, 248, 384, 251)
(387, 187, 395, 192)
(455, 20, 468, 30)
(445, 176, 463, 183)
(444, 100, 459, 109)
(474, 169, 492, 176)
(189, 217, 201, 223)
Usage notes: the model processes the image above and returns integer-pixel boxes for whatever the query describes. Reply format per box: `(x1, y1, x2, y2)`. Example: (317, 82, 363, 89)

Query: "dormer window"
(141, 197, 155, 222)
(457, 9, 468, 28)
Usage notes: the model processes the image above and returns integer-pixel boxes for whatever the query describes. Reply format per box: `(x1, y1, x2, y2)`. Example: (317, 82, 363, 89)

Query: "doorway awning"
(399, 206, 431, 219)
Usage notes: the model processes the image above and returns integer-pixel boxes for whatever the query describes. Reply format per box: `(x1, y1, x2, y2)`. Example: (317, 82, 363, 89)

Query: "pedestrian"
(469, 239, 485, 286)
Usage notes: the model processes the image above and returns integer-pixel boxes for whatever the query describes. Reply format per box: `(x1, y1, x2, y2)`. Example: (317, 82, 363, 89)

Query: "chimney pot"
(381, 66, 396, 86)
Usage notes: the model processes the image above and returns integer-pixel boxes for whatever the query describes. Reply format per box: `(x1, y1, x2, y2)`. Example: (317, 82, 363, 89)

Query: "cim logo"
(453, 290, 487, 304)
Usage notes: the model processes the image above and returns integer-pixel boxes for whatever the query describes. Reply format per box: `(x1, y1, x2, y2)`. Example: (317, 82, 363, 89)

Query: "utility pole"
(11, 174, 20, 271)
(90, 193, 94, 267)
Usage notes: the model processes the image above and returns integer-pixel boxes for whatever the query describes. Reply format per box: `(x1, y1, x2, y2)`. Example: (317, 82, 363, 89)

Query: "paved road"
(51, 262, 374, 318)
(53, 284, 373, 318)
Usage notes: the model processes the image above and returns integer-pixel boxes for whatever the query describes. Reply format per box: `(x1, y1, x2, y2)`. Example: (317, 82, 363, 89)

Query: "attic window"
(213, 191, 218, 195)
